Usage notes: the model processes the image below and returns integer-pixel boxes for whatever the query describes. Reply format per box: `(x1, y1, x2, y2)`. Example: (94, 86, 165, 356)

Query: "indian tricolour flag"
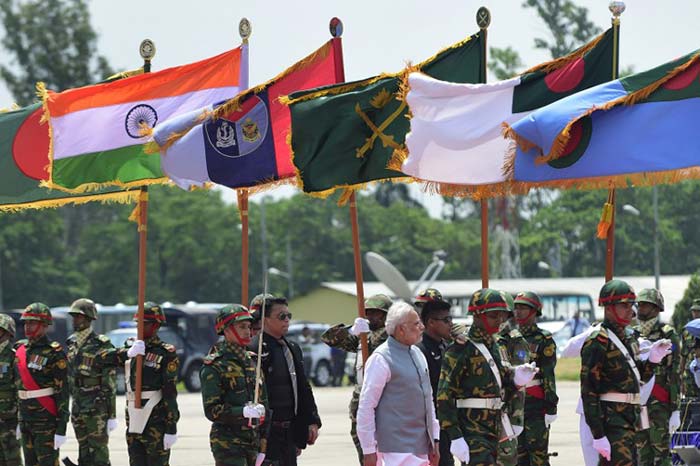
(402, 28, 613, 194)
(41, 46, 247, 192)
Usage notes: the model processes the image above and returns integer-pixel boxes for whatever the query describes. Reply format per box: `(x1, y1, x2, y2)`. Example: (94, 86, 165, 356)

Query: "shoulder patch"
(98, 334, 110, 343)
(589, 327, 608, 344)
(662, 324, 675, 335)
(540, 329, 553, 338)
(50, 341, 63, 351)
(203, 353, 219, 365)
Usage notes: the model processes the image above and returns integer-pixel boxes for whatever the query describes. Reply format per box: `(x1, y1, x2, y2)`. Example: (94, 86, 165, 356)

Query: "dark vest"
(265, 338, 295, 420)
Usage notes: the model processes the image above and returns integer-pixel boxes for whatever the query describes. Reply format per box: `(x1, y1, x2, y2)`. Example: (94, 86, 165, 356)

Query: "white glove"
(592, 436, 611, 461)
(670, 410, 681, 434)
(513, 425, 524, 437)
(638, 338, 652, 361)
(544, 414, 558, 427)
(53, 434, 67, 450)
(450, 437, 470, 463)
(107, 418, 118, 434)
(127, 340, 146, 358)
(349, 317, 370, 336)
(163, 433, 178, 450)
(692, 360, 700, 388)
(243, 403, 266, 419)
(15, 425, 20, 440)
(514, 362, 539, 387)
(648, 339, 672, 364)
(255, 453, 266, 466)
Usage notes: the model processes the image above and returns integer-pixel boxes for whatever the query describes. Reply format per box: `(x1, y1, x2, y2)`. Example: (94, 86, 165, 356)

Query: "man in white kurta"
(357, 302, 440, 466)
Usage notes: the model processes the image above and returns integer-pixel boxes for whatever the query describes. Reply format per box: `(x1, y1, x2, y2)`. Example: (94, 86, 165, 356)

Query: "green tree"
(0, 0, 113, 105)
(672, 274, 700, 332)
(488, 46, 524, 80)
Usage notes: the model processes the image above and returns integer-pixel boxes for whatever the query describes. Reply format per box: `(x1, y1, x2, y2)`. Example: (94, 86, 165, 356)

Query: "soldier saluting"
(65, 298, 117, 466)
(0, 313, 20, 466)
(580, 280, 672, 464)
(14, 303, 69, 465)
(200, 304, 267, 466)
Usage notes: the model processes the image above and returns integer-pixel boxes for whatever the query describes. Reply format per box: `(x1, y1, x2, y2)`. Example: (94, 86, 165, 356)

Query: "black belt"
(271, 420, 292, 428)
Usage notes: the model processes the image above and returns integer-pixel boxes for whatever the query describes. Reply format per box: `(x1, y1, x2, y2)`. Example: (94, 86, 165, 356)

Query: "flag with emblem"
(40, 46, 247, 192)
(284, 32, 484, 197)
(401, 28, 613, 195)
(507, 49, 700, 189)
(0, 103, 137, 211)
(152, 40, 339, 191)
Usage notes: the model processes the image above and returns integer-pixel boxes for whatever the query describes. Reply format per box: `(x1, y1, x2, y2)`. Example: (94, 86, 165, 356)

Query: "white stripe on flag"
(404, 73, 527, 185)
(52, 86, 241, 159)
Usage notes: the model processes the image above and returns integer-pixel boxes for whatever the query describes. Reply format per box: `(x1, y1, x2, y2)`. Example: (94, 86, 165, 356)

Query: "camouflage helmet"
(215, 304, 253, 335)
(598, 280, 636, 307)
(365, 294, 392, 313)
(468, 288, 510, 315)
(21, 302, 52, 325)
(514, 291, 543, 316)
(637, 288, 665, 312)
(249, 293, 276, 312)
(690, 298, 700, 312)
(69, 298, 98, 320)
(133, 301, 166, 323)
(500, 291, 515, 312)
(0, 313, 16, 336)
(414, 288, 443, 307)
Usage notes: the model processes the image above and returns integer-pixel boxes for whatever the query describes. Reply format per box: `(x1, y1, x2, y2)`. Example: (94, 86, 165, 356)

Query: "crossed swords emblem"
(354, 87, 406, 158)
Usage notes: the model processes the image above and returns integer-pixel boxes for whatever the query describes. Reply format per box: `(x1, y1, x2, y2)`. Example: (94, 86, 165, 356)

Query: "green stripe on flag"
(52, 146, 165, 190)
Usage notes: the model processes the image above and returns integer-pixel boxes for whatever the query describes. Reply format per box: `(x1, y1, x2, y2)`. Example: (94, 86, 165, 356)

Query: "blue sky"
(1, 0, 697, 212)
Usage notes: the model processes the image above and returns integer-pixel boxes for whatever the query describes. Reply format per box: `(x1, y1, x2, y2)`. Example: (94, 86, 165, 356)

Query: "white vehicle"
(286, 322, 334, 387)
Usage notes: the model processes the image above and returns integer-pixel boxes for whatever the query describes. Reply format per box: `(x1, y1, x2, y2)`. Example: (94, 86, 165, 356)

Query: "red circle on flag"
(12, 107, 50, 180)
(544, 58, 585, 93)
(662, 61, 700, 90)
(547, 116, 592, 169)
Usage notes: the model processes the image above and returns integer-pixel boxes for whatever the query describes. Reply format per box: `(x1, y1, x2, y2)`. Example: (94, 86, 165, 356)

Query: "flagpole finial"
(609, 1, 626, 18)
(239, 18, 252, 43)
(476, 7, 491, 30)
(139, 39, 156, 61)
(329, 17, 343, 38)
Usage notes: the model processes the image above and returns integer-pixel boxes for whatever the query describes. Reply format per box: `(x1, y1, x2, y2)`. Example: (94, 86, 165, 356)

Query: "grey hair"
(385, 301, 417, 336)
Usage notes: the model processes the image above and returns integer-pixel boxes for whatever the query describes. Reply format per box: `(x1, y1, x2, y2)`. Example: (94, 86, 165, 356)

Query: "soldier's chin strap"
(230, 325, 252, 347)
(610, 306, 632, 327)
(515, 309, 536, 326)
(478, 314, 500, 335)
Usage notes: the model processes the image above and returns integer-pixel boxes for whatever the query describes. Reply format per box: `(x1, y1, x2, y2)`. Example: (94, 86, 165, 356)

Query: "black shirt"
(417, 333, 448, 405)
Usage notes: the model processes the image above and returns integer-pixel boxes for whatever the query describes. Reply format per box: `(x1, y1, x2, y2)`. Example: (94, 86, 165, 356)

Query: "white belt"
(525, 380, 542, 387)
(456, 398, 503, 410)
(599, 392, 640, 404)
(18, 387, 54, 399)
(126, 390, 161, 402)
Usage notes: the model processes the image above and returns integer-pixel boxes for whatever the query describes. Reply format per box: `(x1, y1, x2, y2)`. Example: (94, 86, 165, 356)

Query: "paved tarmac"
(53, 380, 584, 465)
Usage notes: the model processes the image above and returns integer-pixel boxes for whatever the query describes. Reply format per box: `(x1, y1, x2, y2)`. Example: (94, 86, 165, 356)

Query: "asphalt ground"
(52, 381, 584, 466)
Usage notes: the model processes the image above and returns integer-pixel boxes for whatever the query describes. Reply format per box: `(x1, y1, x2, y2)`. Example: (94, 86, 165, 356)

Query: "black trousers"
(263, 424, 297, 466)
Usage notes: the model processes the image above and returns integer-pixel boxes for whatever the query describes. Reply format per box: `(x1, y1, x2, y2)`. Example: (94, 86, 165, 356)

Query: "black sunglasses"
(431, 316, 453, 324)
(274, 312, 293, 321)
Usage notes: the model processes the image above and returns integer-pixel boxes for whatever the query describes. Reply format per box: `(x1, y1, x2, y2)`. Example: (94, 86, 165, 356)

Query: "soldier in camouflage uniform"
(495, 291, 529, 466)
(580, 280, 672, 465)
(99, 302, 180, 466)
(320, 294, 391, 465)
(512, 292, 558, 466)
(14, 303, 69, 466)
(65, 298, 117, 466)
(681, 298, 700, 393)
(0, 313, 21, 466)
(683, 331, 700, 399)
(633, 289, 680, 466)
(200, 305, 267, 466)
(437, 289, 538, 466)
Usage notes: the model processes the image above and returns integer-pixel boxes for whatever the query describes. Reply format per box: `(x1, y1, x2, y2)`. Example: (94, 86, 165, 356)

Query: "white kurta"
(357, 349, 440, 466)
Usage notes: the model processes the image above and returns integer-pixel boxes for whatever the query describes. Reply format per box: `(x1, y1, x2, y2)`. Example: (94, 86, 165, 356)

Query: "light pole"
(268, 267, 293, 299)
(622, 197, 660, 290)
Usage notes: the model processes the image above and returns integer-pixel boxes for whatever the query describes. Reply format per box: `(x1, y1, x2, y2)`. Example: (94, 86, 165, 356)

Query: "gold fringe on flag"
(522, 31, 608, 75)
(0, 190, 138, 213)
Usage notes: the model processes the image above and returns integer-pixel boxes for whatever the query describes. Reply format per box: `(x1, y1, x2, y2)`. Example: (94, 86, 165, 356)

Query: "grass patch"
(555, 357, 581, 382)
